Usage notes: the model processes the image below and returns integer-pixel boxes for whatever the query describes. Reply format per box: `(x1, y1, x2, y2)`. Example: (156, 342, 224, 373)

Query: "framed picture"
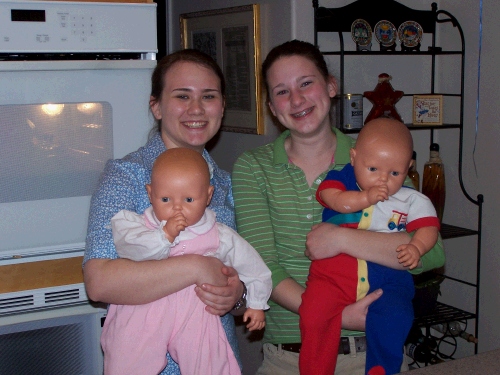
(180, 5, 263, 134)
(413, 95, 443, 125)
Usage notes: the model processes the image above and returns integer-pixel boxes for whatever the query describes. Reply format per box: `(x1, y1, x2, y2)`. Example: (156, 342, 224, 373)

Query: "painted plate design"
(351, 19, 372, 46)
(398, 21, 423, 47)
(374, 20, 397, 47)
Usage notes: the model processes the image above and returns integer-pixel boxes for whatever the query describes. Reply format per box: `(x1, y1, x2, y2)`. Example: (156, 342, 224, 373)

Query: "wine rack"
(313, 0, 483, 363)
(414, 302, 475, 328)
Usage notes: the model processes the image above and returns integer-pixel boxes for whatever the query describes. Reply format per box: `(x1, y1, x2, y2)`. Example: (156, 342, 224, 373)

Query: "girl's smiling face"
(266, 55, 337, 137)
(150, 61, 225, 153)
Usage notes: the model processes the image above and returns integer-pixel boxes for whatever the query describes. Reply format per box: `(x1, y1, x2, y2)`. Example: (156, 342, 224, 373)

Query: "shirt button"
(307, 195, 312, 201)
(306, 214, 312, 219)
(360, 277, 366, 282)
(314, 178, 322, 185)
(363, 212, 369, 217)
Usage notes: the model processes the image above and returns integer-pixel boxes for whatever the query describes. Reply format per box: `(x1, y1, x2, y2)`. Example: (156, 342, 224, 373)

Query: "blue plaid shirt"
(84, 132, 240, 374)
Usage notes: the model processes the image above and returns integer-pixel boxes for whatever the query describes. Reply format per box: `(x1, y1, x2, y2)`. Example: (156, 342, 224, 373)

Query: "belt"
(273, 336, 367, 355)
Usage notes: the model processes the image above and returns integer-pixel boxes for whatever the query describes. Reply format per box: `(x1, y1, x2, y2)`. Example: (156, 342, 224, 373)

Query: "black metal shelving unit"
(313, 0, 483, 363)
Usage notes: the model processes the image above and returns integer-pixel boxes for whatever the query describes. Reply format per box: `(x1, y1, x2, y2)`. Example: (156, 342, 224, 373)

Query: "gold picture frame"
(180, 5, 263, 135)
(413, 95, 443, 125)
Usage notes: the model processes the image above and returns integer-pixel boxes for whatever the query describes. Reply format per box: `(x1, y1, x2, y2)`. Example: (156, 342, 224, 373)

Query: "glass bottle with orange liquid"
(408, 151, 420, 191)
(422, 143, 445, 222)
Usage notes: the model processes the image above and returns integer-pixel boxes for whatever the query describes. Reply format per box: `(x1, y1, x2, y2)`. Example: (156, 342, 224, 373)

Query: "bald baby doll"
(321, 118, 439, 268)
(103, 148, 272, 375)
(299, 119, 440, 375)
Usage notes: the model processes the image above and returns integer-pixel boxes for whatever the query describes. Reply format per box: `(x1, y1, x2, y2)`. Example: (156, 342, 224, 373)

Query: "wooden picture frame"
(413, 95, 443, 125)
(180, 5, 263, 135)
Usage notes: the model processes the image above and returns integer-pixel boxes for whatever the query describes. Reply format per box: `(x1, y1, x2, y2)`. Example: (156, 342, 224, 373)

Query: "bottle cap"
(430, 143, 439, 151)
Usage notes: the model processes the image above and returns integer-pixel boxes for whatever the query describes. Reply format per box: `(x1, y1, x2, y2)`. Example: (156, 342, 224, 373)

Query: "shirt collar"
(144, 132, 167, 172)
(272, 127, 353, 167)
(186, 208, 217, 235)
(201, 149, 215, 180)
(273, 130, 290, 166)
(332, 127, 353, 166)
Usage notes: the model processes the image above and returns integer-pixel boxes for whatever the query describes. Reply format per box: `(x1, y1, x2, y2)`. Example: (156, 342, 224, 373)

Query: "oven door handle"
(0, 59, 156, 72)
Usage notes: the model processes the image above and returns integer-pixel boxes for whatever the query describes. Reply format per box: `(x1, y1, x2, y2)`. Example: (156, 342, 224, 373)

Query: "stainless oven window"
(1, 102, 113, 203)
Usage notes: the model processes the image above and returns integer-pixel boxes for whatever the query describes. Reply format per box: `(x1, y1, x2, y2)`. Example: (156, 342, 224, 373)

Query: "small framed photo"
(413, 95, 443, 125)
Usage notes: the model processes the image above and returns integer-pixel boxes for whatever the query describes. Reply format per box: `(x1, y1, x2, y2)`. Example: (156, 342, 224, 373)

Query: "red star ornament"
(363, 73, 404, 124)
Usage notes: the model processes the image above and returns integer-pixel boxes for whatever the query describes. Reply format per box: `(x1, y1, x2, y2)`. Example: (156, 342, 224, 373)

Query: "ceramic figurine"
(363, 73, 404, 124)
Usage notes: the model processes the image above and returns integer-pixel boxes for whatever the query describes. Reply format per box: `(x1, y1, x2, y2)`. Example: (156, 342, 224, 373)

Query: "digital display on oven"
(11, 9, 46, 22)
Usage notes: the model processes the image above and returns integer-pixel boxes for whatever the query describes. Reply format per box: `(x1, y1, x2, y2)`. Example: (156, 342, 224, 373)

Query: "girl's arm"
(270, 276, 382, 331)
(270, 277, 305, 314)
(84, 255, 241, 314)
(306, 222, 444, 272)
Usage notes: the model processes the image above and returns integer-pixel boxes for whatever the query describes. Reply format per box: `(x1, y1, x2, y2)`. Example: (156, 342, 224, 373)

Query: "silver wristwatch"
(232, 281, 247, 310)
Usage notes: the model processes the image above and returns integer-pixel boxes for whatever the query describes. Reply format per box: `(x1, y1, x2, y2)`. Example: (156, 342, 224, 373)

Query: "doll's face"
(351, 118, 413, 197)
(146, 148, 213, 226)
(350, 141, 411, 197)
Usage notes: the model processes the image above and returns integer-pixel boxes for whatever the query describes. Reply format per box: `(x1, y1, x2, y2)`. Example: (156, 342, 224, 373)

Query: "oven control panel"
(0, 1, 157, 53)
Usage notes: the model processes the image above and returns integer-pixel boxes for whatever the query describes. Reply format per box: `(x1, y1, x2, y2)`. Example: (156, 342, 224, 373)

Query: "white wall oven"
(0, 1, 158, 373)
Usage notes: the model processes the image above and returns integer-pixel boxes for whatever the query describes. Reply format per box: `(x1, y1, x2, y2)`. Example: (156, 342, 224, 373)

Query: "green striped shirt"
(232, 128, 354, 343)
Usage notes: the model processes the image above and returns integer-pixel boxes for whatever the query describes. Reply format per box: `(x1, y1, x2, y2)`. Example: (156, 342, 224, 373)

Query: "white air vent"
(0, 284, 87, 315)
(45, 289, 81, 304)
(0, 295, 34, 311)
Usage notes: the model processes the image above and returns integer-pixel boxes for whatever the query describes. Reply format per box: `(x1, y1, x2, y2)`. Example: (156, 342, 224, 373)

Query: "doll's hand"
(243, 308, 266, 331)
(396, 243, 421, 269)
(367, 185, 389, 205)
(164, 212, 188, 242)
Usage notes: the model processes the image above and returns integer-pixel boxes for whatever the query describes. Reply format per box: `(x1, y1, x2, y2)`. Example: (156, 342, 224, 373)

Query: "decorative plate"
(374, 20, 397, 47)
(398, 21, 423, 47)
(351, 19, 372, 46)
